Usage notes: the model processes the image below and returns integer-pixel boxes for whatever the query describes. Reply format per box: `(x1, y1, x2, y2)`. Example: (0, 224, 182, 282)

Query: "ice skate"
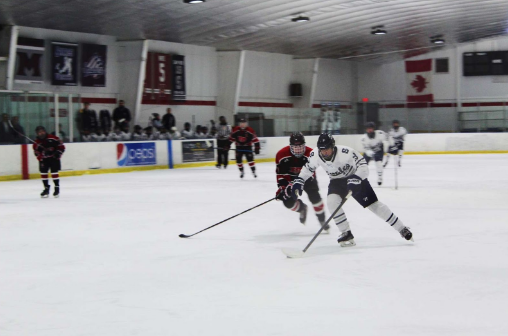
(319, 220, 330, 233)
(400, 227, 413, 241)
(53, 186, 60, 198)
(299, 203, 308, 225)
(216, 164, 221, 169)
(40, 186, 50, 198)
(337, 230, 356, 247)
(240, 171, 244, 178)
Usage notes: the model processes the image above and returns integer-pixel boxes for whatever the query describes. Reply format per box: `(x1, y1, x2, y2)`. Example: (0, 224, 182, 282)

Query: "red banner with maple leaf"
(406, 59, 433, 103)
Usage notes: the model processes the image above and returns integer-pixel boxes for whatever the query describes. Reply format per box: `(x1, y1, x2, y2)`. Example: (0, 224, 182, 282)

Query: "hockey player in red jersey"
(228, 119, 260, 178)
(275, 132, 328, 230)
(33, 126, 65, 198)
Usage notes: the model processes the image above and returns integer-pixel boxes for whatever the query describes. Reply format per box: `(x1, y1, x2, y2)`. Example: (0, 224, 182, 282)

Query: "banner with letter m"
(15, 37, 45, 84)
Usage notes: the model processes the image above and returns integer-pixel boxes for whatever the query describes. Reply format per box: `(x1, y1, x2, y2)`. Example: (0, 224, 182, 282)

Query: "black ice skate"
(240, 171, 244, 178)
(319, 220, 330, 233)
(299, 203, 308, 225)
(337, 230, 356, 247)
(400, 227, 413, 241)
(216, 164, 221, 169)
(53, 186, 60, 198)
(40, 186, 50, 198)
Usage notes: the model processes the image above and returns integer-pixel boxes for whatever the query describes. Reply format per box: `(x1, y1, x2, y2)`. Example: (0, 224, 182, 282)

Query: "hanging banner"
(172, 55, 186, 100)
(81, 44, 107, 87)
(15, 37, 45, 84)
(405, 59, 433, 102)
(51, 42, 78, 86)
(142, 52, 172, 104)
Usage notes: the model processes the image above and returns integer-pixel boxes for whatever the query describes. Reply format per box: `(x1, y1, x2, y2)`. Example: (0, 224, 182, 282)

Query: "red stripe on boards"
(21, 144, 29, 180)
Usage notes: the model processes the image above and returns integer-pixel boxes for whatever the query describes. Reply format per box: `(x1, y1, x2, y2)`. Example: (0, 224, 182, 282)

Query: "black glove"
(291, 178, 305, 199)
(346, 175, 363, 195)
(276, 186, 291, 201)
(53, 151, 62, 160)
(254, 144, 260, 155)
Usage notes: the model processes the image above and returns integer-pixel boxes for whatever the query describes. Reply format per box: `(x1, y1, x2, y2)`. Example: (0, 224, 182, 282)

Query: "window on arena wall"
(435, 58, 449, 74)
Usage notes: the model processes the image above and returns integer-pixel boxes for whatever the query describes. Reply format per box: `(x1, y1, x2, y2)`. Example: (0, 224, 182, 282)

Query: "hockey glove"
(254, 144, 260, 155)
(36, 154, 44, 162)
(365, 149, 374, 157)
(291, 178, 305, 199)
(53, 151, 62, 160)
(276, 187, 291, 201)
(346, 175, 363, 195)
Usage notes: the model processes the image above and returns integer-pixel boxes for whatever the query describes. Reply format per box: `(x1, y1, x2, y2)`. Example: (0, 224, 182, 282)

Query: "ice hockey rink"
(1, 153, 508, 336)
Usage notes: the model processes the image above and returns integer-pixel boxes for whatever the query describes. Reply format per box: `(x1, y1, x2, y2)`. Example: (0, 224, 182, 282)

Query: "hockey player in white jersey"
(290, 133, 413, 247)
(384, 119, 408, 168)
(361, 122, 387, 185)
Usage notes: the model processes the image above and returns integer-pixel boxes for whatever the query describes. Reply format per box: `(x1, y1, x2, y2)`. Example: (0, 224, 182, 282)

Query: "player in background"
(384, 119, 408, 168)
(361, 122, 387, 186)
(228, 119, 260, 178)
(33, 126, 65, 198)
(275, 133, 328, 230)
(291, 133, 412, 247)
(216, 116, 231, 169)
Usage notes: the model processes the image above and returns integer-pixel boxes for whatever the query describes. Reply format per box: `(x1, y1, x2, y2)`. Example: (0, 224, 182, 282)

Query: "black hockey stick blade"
(179, 234, 191, 238)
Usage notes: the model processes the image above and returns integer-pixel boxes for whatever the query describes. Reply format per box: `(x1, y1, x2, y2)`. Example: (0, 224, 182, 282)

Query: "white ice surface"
(1, 154, 508, 336)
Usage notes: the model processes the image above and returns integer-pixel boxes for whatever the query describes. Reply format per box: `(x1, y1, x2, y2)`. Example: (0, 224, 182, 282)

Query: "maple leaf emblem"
(411, 75, 428, 93)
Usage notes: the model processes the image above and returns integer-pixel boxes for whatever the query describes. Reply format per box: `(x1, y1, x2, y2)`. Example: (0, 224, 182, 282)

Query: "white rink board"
(1, 154, 508, 336)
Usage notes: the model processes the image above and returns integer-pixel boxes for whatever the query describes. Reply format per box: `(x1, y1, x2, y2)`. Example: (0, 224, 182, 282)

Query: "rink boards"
(1, 132, 508, 181)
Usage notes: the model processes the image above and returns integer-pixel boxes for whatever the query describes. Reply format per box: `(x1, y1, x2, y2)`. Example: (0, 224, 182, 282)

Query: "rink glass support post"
(167, 140, 173, 169)
(21, 144, 29, 180)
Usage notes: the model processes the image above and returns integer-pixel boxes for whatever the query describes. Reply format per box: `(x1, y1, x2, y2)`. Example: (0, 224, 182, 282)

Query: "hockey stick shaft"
(179, 197, 275, 238)
(8, 120, 40, 146)
(301, 191, 352, 253)
(214, 147, 253, 153)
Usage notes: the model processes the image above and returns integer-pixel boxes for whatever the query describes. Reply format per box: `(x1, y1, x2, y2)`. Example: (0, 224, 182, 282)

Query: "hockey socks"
(328, 194, 351, 233)
(367, 201, 405, 232)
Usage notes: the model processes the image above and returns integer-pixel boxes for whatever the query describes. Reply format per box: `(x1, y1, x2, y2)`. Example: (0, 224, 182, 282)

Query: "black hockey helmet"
(317, 133, 335, 150)
(289, 132, 306, 157)
(35, 125, 47, 139)
(392, 119, 400, 130)
(365, 121, 376, 129)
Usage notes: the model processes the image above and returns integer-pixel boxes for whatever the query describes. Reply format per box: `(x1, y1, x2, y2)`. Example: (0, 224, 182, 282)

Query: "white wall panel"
(240, 51, 293, 102)
(291, 59, 316, 108)
(217, 51, 242, 122)
(314, 59, 354, 102)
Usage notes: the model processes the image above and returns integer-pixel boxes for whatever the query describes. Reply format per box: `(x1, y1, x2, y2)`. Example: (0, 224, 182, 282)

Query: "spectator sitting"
(119, 124, 132, 141)
(107, 127, 122, 142)
(149, 113, 163, 130)
(181, 122, 195, 139)
(169, 126, 181, 140)
(132, 125, 147, 141)
(113, 100, 131, 129)
(11, 116, 26, 144)
(0, 113, 14, 144)
(144, 126, 159, 140)
(103, 129, 110, 141)
(158, 128, 171, 140)
(93, 129, 107, 142)
(162, 108, 175, 130)
(195, 125, 207, 139)
(82, 129, 94, 142)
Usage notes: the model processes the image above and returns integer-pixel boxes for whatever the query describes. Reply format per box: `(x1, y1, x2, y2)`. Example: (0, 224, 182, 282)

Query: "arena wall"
(1, 133, 507, 181)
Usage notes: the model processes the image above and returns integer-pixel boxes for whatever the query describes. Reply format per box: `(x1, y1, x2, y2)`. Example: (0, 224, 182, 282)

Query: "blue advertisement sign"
(117, 142, 156, 167)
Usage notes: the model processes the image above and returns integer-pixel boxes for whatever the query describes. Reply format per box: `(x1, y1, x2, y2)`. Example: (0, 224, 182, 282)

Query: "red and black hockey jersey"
(33, 134, 65, 159)
(275, 146, 314, 187)
(229, 126, 260, 149)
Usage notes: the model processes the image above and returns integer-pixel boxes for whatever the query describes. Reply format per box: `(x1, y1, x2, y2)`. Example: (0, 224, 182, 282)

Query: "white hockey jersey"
(361, 130, 387, 154)
(388, 127, 407, 145)
(299, 146, 369, 181)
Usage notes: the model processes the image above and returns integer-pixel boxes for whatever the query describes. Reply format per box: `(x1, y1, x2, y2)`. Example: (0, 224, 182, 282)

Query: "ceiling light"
(430, 35, 445, 44)
(292, 16, 310, 23)
(371, 26, 387, 35)
(184, 0, 205, 3)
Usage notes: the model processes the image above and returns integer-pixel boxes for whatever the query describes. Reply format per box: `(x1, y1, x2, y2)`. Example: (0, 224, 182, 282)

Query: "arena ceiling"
(1, 0, 507, 62)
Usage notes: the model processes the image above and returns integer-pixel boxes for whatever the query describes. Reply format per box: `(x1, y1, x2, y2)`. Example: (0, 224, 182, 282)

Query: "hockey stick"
(179, 197, 276, 238)
(282, 191, 352, 259)
(214, 147, 253, 153)
(394, 155, 398, 190)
